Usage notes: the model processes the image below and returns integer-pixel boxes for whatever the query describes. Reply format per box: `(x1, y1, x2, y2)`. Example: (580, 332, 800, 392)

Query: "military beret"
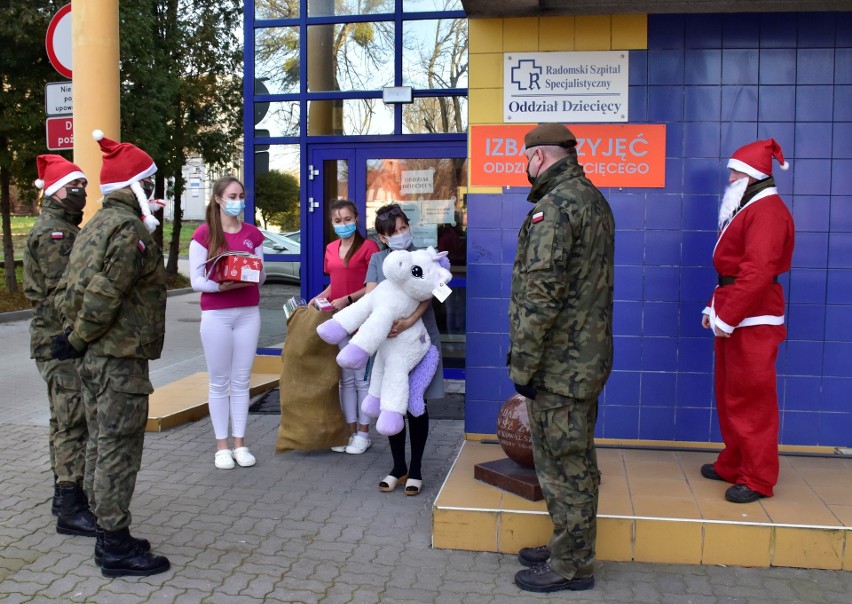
(524, 123, 577, 149)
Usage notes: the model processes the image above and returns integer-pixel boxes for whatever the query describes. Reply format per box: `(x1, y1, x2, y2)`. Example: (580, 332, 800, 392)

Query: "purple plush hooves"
(361, 395, 381, 418)
(376, 411, 405, 436)
(337, 343, 369, 369)
(408, 346, 438, 417)
(316, 319, 348, 344)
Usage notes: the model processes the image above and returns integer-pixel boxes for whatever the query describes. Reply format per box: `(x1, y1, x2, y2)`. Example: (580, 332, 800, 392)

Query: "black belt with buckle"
(718, 275, 779, 286)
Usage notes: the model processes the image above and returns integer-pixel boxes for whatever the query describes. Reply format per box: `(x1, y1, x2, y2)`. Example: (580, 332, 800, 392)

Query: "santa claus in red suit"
(700, 139, 795, 504)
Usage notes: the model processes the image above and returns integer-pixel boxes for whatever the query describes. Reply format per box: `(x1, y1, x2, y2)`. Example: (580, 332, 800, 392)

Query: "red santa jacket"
(705, 188, 795, 333)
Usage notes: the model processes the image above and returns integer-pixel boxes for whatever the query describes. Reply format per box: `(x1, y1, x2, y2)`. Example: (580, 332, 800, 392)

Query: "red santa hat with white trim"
(34, 154, 86, 197)
(727, 138, 789, 181)
(92, 129, 160, 233)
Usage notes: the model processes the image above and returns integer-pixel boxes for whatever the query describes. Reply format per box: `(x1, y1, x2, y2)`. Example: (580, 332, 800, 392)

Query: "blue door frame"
(303, 141, 468, 299)
(302, 141, 468, 380)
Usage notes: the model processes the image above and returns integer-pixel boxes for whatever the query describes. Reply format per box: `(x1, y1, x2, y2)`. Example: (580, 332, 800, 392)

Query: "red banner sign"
(470, 124, 666, 188)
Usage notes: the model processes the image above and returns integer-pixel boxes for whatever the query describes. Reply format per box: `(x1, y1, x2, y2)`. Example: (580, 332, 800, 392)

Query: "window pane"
(254, 144, 302, 347)
(307, 22, 395, 92)
(402, 96, 468, 134)
(255, 0, 299, 20)
(255, 27, 300, 94)
(364, 157, 467, 247)
(322, 159, 350, 248)
(402, 19, 468, 89)
(255, 101, 300, 137)
(403, 0, 463, 12)
(307, 99, 394, 135)
(364, 156, 469, 370)
(254, 145, 301, 234)
(308, 0, 394, 17)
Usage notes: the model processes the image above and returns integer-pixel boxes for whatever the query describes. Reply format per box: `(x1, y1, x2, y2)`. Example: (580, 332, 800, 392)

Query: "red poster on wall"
(470, 124, 667, 188)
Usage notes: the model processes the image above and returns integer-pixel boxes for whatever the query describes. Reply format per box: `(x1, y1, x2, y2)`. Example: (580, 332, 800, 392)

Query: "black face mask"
(526, 152, 539, 185)
(59, 187, 87, 213)
(141, 180, 155, 199)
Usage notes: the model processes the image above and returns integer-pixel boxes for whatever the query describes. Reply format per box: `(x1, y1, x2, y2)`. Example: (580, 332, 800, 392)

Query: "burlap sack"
(276, 306, 349, 452)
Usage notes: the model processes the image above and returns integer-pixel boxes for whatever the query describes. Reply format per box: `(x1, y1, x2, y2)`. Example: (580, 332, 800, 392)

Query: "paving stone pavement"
(2, 294, 850, 603)
(1, 414, 850, 603)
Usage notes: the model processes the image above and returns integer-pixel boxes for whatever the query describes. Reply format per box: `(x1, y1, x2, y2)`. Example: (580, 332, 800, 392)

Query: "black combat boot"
(101, 527, 170, 578)
(51, 480, 61, 516)
(94, 525, 151, 567)
(56, 484, 97, 537)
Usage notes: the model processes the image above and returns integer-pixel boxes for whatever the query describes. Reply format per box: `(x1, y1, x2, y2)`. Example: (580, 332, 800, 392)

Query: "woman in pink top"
(189, 176, 266, 470)
(311, 199, 379, 454)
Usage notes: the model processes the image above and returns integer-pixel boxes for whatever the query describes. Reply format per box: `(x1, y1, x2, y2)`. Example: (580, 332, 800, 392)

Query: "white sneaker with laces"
(232, 447, 256, 467)
(332, 434, 354, 453)
(345, 435, 371, 454)
(215, 449, 235, 470)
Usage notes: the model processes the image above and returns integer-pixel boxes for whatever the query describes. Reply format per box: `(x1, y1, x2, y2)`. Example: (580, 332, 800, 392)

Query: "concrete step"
(146, 354, 281, 432)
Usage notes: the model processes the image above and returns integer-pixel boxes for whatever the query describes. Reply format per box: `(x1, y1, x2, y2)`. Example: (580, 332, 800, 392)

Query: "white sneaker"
(332, 435, 354, 453)
(345, 435, 371, 455)
(214, 449, 235, 470)
(232, 447, 256, 467)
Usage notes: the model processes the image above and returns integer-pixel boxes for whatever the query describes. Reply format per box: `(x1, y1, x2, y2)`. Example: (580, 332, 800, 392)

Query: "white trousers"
(200, 306, 261, 440)
(339, 334, 370, 426)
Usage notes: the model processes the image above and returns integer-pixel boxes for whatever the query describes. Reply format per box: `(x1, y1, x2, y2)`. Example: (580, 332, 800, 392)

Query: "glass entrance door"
(305, 142, 468, 375)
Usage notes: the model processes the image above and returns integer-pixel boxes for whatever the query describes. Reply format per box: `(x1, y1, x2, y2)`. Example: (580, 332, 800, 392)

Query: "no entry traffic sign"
(46, 116, 74, 150)
(46, 4, 72, 79)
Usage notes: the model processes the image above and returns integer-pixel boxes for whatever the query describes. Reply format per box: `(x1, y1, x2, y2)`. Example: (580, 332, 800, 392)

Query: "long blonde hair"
(204, 176, 244, 259)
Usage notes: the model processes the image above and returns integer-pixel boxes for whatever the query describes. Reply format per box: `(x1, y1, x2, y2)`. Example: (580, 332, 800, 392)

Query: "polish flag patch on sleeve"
(531, 211, 544, 224)
(137, 240, 146, 253)
(51, 231, 64, 239)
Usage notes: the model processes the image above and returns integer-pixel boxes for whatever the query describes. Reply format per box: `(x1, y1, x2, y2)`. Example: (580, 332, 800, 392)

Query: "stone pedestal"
(474, 458, 543, 501)
(474, 394, 543, 501)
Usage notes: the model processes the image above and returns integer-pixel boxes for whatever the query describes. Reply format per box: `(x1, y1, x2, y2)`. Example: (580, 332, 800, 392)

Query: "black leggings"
(388, 409, 429, 480)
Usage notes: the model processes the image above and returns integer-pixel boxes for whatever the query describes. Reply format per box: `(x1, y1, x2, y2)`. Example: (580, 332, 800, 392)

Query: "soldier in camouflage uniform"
(23, 155, 97, 538)
(508, 123, 614, 593)
(53, 131, 170, 578)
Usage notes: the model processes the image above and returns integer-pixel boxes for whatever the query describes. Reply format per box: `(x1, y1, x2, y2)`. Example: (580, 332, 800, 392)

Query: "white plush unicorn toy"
(316, 247, 452, 435)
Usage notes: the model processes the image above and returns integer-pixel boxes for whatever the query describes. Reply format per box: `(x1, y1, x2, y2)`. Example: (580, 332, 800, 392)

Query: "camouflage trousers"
(79, 352, 152, 531)
(526, 391, 600, 580)
(36, 358, 90, 485)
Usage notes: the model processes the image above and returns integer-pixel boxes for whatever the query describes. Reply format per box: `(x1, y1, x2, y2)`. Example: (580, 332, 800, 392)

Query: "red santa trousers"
(713, 324, 786, 497)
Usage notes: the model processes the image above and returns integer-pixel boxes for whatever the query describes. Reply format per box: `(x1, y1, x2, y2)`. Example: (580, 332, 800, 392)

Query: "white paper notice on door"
(400, 168, 434, 195)
(421, 199, 456, 225)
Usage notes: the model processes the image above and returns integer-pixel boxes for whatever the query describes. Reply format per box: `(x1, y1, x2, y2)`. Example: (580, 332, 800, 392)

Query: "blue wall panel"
(464, 12, 852, 447)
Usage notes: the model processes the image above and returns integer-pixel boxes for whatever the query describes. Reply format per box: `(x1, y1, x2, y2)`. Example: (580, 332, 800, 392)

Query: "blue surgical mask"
(334, 224, 357, 239)
(222, 199, 244, 217)
(387, 231, 413, 250)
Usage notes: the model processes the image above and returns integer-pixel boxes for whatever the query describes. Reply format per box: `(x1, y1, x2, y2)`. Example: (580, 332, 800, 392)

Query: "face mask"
(334, 224, 357, 239)
(526, 150, 540, 185)
(526, 162, 538, 185)
(222, 199, 245, 217)
(59, 187, 87, 213)
(387, 231, 413, 250)
(141, 180, 155, 200)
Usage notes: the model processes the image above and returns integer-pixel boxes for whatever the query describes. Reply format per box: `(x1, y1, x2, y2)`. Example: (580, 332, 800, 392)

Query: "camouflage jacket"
(508, 155, 615, 400)
(23, 202, 80, 360)
(56, 189, 166, 359)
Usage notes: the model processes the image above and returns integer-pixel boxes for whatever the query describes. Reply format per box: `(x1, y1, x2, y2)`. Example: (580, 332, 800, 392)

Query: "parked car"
(261, 229, 300, 283)
(281, 230, 300, 244)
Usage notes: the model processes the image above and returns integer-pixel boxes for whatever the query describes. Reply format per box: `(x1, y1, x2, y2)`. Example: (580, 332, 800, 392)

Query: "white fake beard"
(718, 177, 749, 229)
(130, 181, 160, 233)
